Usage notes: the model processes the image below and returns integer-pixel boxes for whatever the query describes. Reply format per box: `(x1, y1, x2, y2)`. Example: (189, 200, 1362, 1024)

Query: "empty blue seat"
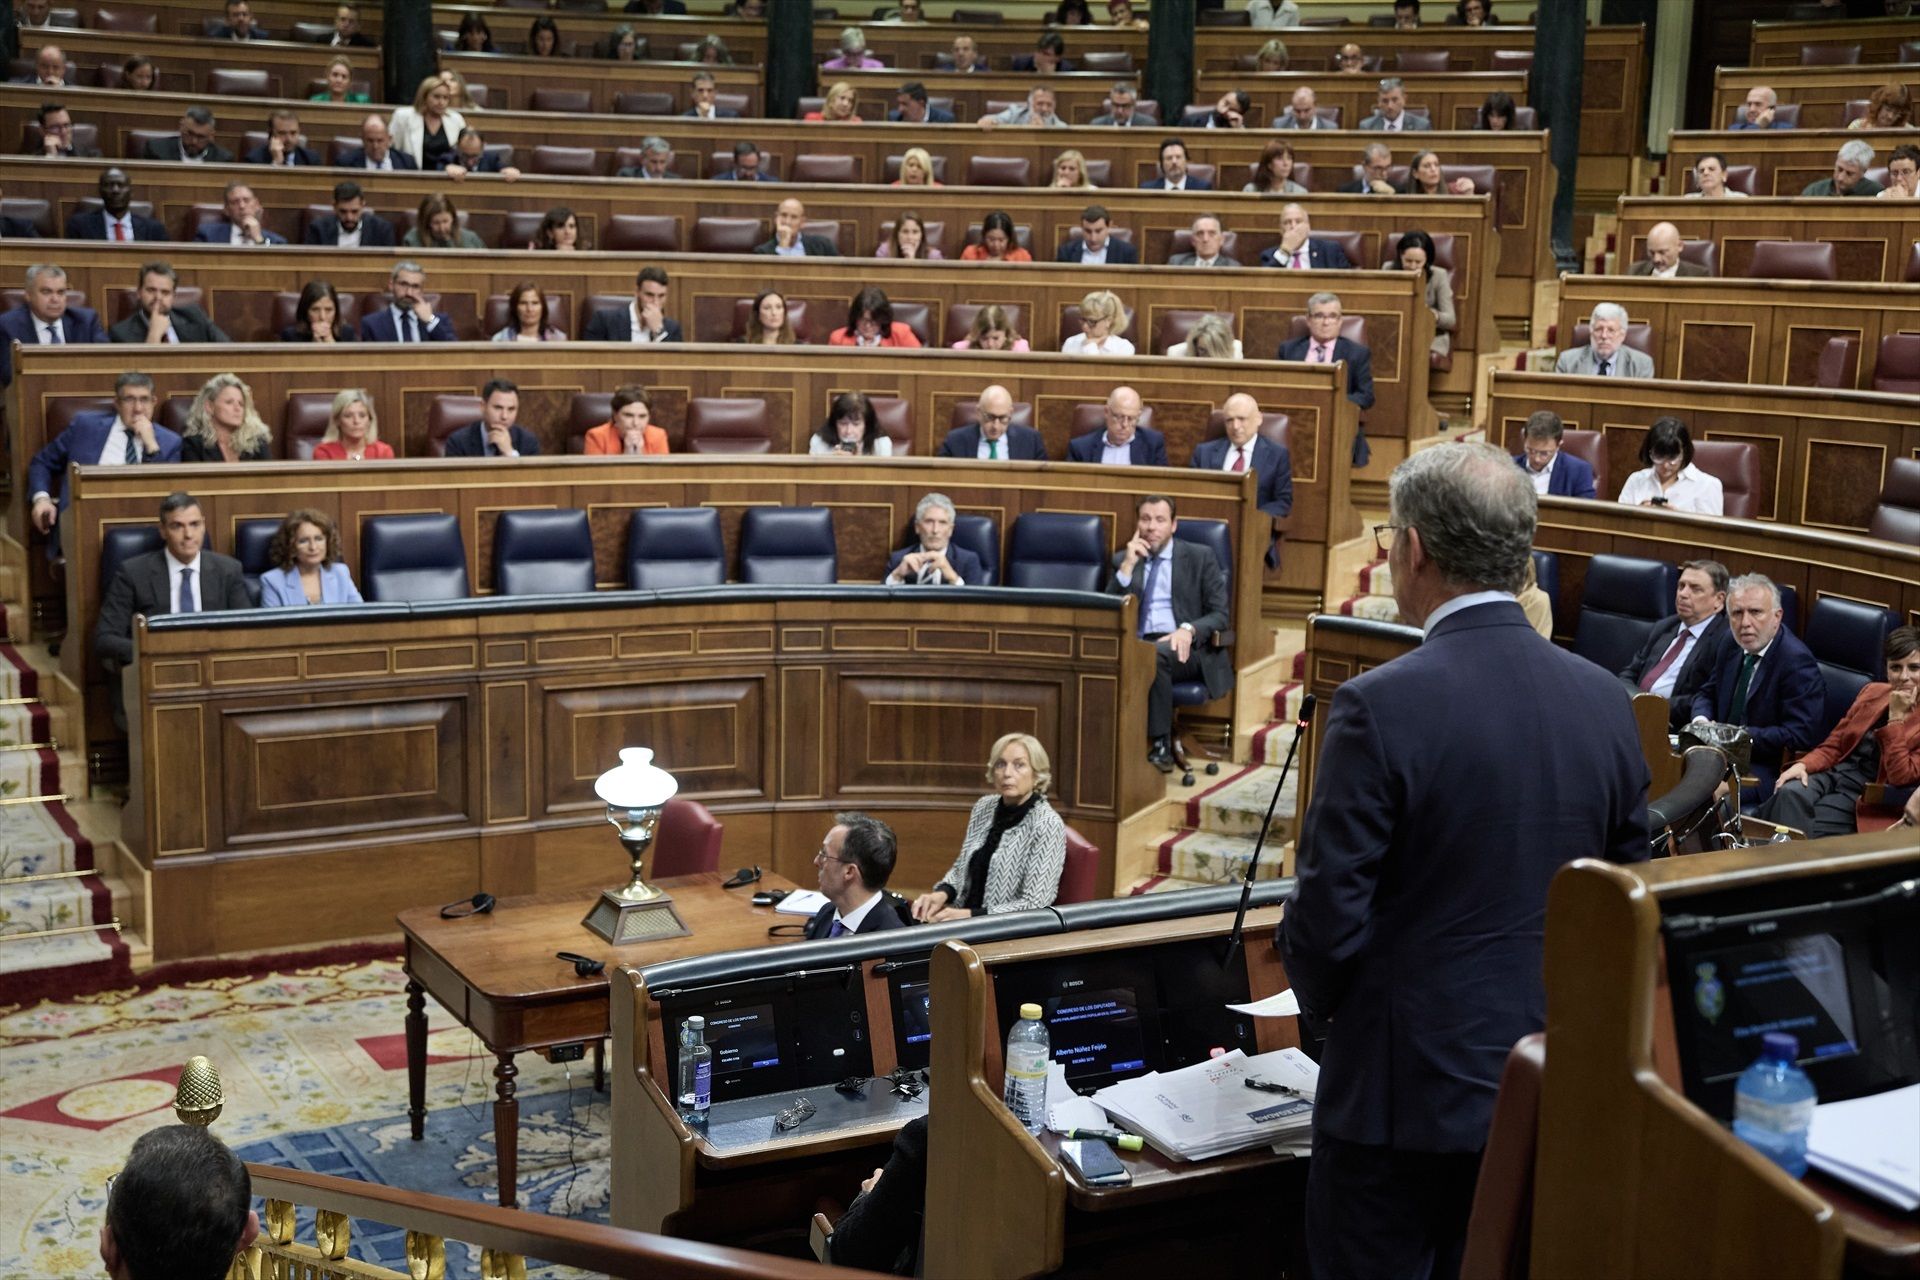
(1006, 513, 1105, 592)
(951, 514, 1000, 586)
(1169, 519, 1234, 710)
(360, 513, 470, 603)
(99, 525, 163, 599)
(627, 507, 727, 590)
(1802, 596, 1899, 737)
(1572, 554, 1677, 674)
(232, 518, 280, 607)
(493, 509, 595, 596)
(738, 508, 837, 584)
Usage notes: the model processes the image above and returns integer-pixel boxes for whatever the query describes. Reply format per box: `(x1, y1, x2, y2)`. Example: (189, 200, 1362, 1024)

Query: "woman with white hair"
(822, 26, 884, 70)
(181, 373, 273, 463)
(912, 732, 1067, 920)
(1061, 289, 1134, 356)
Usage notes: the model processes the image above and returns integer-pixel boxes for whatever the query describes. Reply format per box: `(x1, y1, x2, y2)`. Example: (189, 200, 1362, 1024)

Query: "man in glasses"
(806, 812, 906, 939)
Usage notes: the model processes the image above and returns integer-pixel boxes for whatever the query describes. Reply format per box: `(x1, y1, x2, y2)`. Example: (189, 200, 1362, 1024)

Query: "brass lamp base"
(583, 887, 690, 945)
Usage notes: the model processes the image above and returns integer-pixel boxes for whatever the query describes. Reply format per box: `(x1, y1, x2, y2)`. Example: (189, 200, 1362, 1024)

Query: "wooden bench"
(1711, 64, 1920, 133)
(1609, 194, 1920, 285)
(1746, 13, 1920, 67)
(1665, 128, 1920, 204)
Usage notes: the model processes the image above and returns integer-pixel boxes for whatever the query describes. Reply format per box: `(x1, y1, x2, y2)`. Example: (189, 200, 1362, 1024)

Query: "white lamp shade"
(594, 747, 679, 809)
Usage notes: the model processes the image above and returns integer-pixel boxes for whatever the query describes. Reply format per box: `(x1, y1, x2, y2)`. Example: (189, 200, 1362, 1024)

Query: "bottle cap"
(1020, 1003, 1043, 1021)
(1761, 1031, 1798, 1061)
(685, 1015, 705, 1033)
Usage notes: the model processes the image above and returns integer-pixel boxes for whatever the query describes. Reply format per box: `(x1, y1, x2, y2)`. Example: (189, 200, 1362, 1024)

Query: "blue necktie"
(1139, 555, 1161, 637)
(828, 919, 847, 938)
(177, 566, 195, 614)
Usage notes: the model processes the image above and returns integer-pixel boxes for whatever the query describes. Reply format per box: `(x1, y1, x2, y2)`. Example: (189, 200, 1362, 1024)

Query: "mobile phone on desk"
(1060, 1139, 1131, 1186)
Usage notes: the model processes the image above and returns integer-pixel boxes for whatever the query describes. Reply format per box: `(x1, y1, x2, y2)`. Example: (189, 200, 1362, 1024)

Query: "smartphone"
(1059, 1139, 1131, 1186)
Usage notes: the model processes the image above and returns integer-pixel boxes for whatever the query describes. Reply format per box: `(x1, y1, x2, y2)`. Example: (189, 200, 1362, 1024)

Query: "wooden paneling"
(1712, 63, 1919, 132)
(1611, 195, 1920, 285)
(1666, 128, 1920, 203)
(1748, 14, 1920, 66)
(19, 28, 387, 102)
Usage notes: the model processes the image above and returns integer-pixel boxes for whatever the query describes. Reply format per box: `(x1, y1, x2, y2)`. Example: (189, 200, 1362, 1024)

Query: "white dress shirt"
(361, 153, 393, 171)
(1648, 617, 1713, 700)
(166, 552, 204, 613)
(627, 302, 667, 342)
(1382, 115, 1404, 131)
(1218, 441, 1256, 473)
(335, 223, 363, 247)
(94, 417, 134, 466)
(1162, 176, 1187, 190)
(104, 213, 135, 241)
(831, 889, 887, 934)
(1100, 435, 1134, 466)
(1075, 242, 1110, 264)
(1422, 589, 1515, 636)
(1528, 455, 1557, 495)
(1617, 464, 1725, 515)
(976, 434, 1011, 460)
(35, 318, 62, 344)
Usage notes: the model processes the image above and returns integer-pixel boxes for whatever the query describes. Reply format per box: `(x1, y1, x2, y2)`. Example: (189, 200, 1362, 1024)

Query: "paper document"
(1091, 1048, 1319, 1162)
(1227, 989, 1300, 1017)
(774, 890, 829, 916)
(1045, 1061, 1110, 1132)
(1806, 1084, 1920, 1212)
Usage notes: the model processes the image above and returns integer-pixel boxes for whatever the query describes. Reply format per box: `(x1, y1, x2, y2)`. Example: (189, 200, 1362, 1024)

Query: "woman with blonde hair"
(182, 373, 273, 463)
(311, 55, 369, 104)
(1166, 314, 1243, 359)
(1255, 37, 1289, 71)
(388, 72, 464, 169)
(892, 147, 941, 186)
(911, 732, 1067, 920)
(744, 290, 799, 344)
(951, 304, 1031, 352)
(1049, 149, 1096, 189)
(312, 389, 391, 461)
(1061, 289, 1134, 355)
(804, 81, 863, 122)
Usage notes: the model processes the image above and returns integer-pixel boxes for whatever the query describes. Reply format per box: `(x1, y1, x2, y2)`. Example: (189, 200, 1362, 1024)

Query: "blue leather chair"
(1571, 555, 1677, 675)
(99, 526, 163, 600)
(1168, 519, 1235, 782)
(1802, 596, 1899, 738)
(1531, 550, 1561, 637)
(738, 508, 837, 584)
(232, 518, 281, 606)
(360, 513, 470, 602)
(1006, 513, 1105, 591)
(493, 509, 595, 596)
(627, 507, 727, 589)
(951, 514, 1000, 586)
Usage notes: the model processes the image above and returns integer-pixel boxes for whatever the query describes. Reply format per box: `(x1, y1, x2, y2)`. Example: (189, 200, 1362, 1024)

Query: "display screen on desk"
(890, 977, 934, 1071)
(1685, 934, 1859, 1084)
(707, 1004, 783, 1077)
(665, 969, 873, 1104)
(1047, 987, 1149, 1077)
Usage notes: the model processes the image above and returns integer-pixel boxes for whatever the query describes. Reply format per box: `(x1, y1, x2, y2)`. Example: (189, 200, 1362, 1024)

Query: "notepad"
(773, 890, 829, 916)
(1806, 1084, 1920, 1212)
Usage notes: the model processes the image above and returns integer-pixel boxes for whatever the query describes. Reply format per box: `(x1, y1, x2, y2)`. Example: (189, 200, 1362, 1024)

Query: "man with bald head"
(936, 385, 1049, 460)
(18, 44, 68, 87)
(1276, 86, 1333, 129)
(1190, 393, 1293, 567)
(340, 114, 417, 170)
(1068, 386, 1168, 466)
(754, 197, 839, 255)
(1730, 85, 1792, 130)
(1628, 222, 1707, 277)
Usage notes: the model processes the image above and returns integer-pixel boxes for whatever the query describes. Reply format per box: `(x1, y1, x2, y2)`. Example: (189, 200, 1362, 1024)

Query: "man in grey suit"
(1275, 86, 1335, 129)
(1554, 302, 1653, 377)
(1627, 222, 1709, 278)
(108, 262, 231, 345)
(1358, 78, 1431, 132)
(1168, 213, 1241, 266)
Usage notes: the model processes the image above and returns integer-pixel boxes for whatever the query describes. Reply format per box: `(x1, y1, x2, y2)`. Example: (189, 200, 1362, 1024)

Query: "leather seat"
(949, 399, 1034, 431)
(1204, 409, 1291, 454)
(883, 152, 949, 183)
(530, 88, 593, 114)
(871, 398, 913, 454)
(1285, 313, 1370, 350)
(282, 392, 337, 461)
(93, 5, 159, 31)
(627, 507, 727, 589)
(1677, 239, 1719, 276)
(0, 197, 53, 237)
(1803, 596, 1899, 737)
(602, 214, 681, 253)
(1071, 403, 1155, 437)
(1155, 309, 1235, 355)
(1558, 429, 1608, 499)
(1, 285, 85, 313)
(426, 395, 485, 458)
(1907, 241, 1920, 284)
(1571, 554, 1678, 674)
(799, 220, 844, 253)
(1056, 826, 1100, 904)
(1745, 241, 1838, 282)
(484, 291, 566, 338)
(1870, 334, 1920, 395)
(496, 211, 552, 251)
(1006, 513, 1105, 591)
(565, 393, 612, 454)
(232, 518, 279, 606)
(685, 398, 775, 454)
(1799, 42, 1862, 64)
(1460, 1034, 1545, 1280)
(1170, 518, 1234, 713)
(891, 301, 931, 345)
(1690, 441, 1761, 519)
(790, 153, 863, 184)
(99, 526, 163, 601)
(1489, 49, 1533, 72)
(530, 145, 597, 177)
(360, 514, 470, 603)
(653, 798, 724, 877)
(158, 396, 192, 438)
(1081, 50, 1134, 72)
(46, 396, 115, 443)
(1868, 457, 1920, 546)
(951, 515, 1000, 586)
(730, 296, 812, 343)
(112, 285, 202, 325)
(1817, 335, 1861, 389)
(124, 129, 174, 160)
(1396, 48, 1452, 71)
(613, 91, 675, 116)
(944, 302, 1020, 345)
(966, 155, 1032, 187)
(738, 508, 837, 584)
(1531, 551, 1562, 637)
(692, 217, 764, 254)
(207, 68, 275, 97)
(493, 509, 595, 595)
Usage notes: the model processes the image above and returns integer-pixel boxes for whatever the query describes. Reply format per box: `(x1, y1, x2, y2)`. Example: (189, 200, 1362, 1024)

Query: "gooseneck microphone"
(1221, 692, 1316, 971)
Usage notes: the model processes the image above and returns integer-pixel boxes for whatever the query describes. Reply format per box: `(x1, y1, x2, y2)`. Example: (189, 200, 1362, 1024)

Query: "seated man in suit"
(16, 45, 68, 88)
(1762, 626, 1920, 837)
(1141, 137, 1212, 190)
(584, 265, 683, 342)
(947, 34, 989, 72)
(65, 169, 166, 241)
(1629, 222, 1709, 278)
(1359, 76, 1430, 131)
(1108, 494, 1232, 769)
(245, 110, 321, 167)
(443, 128, 521, 181)
(806, 812, 907, 939)
(444, 379, 541, 458)
(684, 71, 741, 120)
(1277, 291, 1374, 464)
(756, 197, 839, 256)
(937, 385, 1048, 460)
(1260, 203, 1354, 268)
(1802, 139, 1883, 197)
(712, 141, 774, 181)
(1170, 212, 1241, 266)
(885, 492, 987, 586)
(1068, 386, 1168, 466)
(1090, 82, 1148, 126)
(302, 180, 396, 247)
(1554, 302, 1654, 377)
(1513, 410, 1597, 498)
(360, 260, 455, 342)
(615, 136, 676, 180)
(1180, 90, 1250, 130)
(1690, 574, 1826, 803)
(1, 262, 108, 385)
(1729, 85, 1792, 130)
(28, 370, 181, 552)
(30, 102, 100, 158)
(1055, 204, 1139, 264)
(1617, 559, 1732, 729)
(1013, 31, 1074, 73)
(210, 0, 268, 38)
(143, 105, 235, 164)
(1338, 142, 1397, 195)
(340, 115, 417, 170)
(978, 85, 1067, 129)
(193, 181, 286, 246)
(1276, 86, 1335, 130)
(109, 262, 231, 345)
(889, 82, 955, 124)
(1191, 393, 1292, 568)
(323, 2, 376, 45)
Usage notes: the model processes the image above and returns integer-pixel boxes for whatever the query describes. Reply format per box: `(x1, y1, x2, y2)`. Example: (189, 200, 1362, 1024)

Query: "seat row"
(1613, 234, 1920, 286)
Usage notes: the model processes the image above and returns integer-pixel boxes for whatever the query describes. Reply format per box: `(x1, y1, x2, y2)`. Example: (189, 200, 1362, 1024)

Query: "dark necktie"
(177, 566, 196, 614)
(1638, 630, 1689, 692)
(1597, 356, 1612, 377)
(125, 428, 139, 464)
(44, 322, 60, 344)
(403, 311, 418, 343)
(828, 919, 847, 938)
(1139, 555, 1161, 637)
(1728, 652, 1759, 723)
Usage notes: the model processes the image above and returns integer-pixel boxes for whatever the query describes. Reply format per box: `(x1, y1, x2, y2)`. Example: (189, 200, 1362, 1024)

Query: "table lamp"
(583, 747, 690, 944)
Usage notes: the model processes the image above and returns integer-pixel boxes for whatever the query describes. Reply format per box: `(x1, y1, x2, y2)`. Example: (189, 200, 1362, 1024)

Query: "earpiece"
(440, 892, 496, 919)
(556, 951, 604, 977)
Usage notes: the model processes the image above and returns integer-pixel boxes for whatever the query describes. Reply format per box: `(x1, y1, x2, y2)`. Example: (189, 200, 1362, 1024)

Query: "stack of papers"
(1806, 1084, 1920, 1211)
(774, 890, 829, 917)
(1090, 1048, 1318, 1162)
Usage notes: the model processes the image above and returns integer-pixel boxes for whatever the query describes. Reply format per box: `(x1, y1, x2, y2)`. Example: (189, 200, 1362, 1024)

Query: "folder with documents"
(1805, 1084, 1920, 1212)
(1090, 1048, 1319, 1162)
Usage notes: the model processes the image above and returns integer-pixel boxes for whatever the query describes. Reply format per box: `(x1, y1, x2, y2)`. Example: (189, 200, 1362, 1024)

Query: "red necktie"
(1638, 630, 1689, 692)
(112, 220, 126, 242)
(1231, 448, 1247, 473)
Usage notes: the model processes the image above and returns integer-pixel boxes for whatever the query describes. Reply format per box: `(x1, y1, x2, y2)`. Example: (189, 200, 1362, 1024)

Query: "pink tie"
(1639, 631, 1689, 692)
(1291, 250, 1304, 269)
(1232, 448, 1247, 474)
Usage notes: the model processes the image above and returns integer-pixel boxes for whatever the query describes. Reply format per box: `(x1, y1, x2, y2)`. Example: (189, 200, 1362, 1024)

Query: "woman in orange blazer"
(583, 384, 670, 455)
(1763, 625, 1920, 837)
(827, 286, 923, 348)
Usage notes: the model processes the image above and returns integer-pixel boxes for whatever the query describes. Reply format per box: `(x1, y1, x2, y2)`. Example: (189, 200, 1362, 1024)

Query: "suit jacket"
(193, 221, 288, 245)
(208, 21, 270, 37)
(28, 410, 183, 514)
(682, 105, 743, 119)
(753, 235, 838, 256)
(337, 146, 420, 171)
(1512, 451, 1596, 499)
(1337, 178, 1393, 195)
(244, 143, 323, 167)
(886, 542, 987, 585)
(1189, 437, 1293, 523)
(803, 894, 909, 940)
(443, 421, 541, 458)
(1274, 114, 1336, 130)
(94, 548, 251, 665)
(1259, 238, 1353, 269)
(1554, 344, 1654, 378)
(1177, 110, 1244, 128)
(582, 307, 684, 343)
(1729, 118, 1793, 130)
(887, 106, 956, 123)
(1616, 614, 1732, 729)
(1690, 627, 1826, 795)
(1067, 426, 1168, 466)
(319, 31, 377, 46)
(1277, 600, 1649, 1151)
(1105, 538, 1232, 698)
(1089, 111, 1151, 126)
(108, 304, 229, 345)
(1139, 175, 1215, 191)
(1358, 112, 1432, 131)
(359, 307, 456, 343)
(64, 208, 167, 241)
(141, 136, 237, 164)
(0, 214, 39, 236)
(1055, 236, 1139, 265)
(1628, 258, 1709, 278)
(259, 562, 364, 607)
(934, 794, 1068, 914)
(936, 423, 1048, 460)
(302, 212, 398, 246)
(1797, 683, 1920, 784)
(710, 169, 776, 181)
(1168, 251, 1242, 267)
(0, 304, 108, 385)
(1276, 334, 1374, 411)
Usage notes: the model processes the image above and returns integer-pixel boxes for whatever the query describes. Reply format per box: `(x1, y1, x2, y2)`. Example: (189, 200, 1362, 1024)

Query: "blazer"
(312, 439, 393, 460)
(936, 423, 1048, 460)
(1278, 600, 1649, 1151)
(711, 169, 776, 181)
(887, 106, 956, 123)
(1106, 538, 1233, 698)
(827, 1115, 928, 1274)
(1274, 113, 1336, 130)
(181, 434, 272, 463)
(1690, 627, 1826, 795)
(358, 307, 456, 343)
(1055, 236, 1140, 264)
(1276, 334, 1375, 411)
(1424, 267, 1457, 355)
(141, 136, 237, 164)
(1615, 614, 1732, 728)
(95, 548, 251, 665)
(1189, 436, 1294, 525)
(753, 235, 839, 256)
(443, 422, 542, 457)
(582, 307, 684, 343)
(318, 31, 377, 46)
(388, 107, 466, 167)
(933, 794, 1068, 914)
(64, 209, 167, 241)
(336, 146, 420, 170)
(1554, 344, 1655, 378)
(193, 221, 288, 245)
(886, 542, 988, 585)
(1358, 112, 1432, 131)
(1169, 251, 1243, 267)
(582, 422, 670, 454)
(1512, 450, 1596, 499)
(1729, 118, 1794, 130)
(804, 895, 909, 940)
(0, 304, 108, 385)
(28, 410, 183, 514)
(108, 305, 230, 345)
(259, 562, 364, 607)
(1628, 258, 1710, 277)
(1797, 683, 1920, 785)
(1067, 426, 1169, 466)
(1089, 111, 1150, 126)
(681, 105, 743, 119)
(1259, 238, 1353, 269)
(0, 214, 39, 235)
(1139, 174, 1215, 191)
(243, 143, 323, 167)
(302, 212, 398, 246)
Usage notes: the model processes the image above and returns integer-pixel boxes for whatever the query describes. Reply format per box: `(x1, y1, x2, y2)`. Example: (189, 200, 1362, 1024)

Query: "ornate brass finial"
(174, 1055, 225, 1127)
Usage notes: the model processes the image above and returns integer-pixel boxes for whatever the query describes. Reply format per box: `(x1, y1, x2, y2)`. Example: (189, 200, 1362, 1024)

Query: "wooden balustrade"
(1711, 64, 1920, 133)
(1608, 194, 1920, 285)
(1746, 13, 1920, 67)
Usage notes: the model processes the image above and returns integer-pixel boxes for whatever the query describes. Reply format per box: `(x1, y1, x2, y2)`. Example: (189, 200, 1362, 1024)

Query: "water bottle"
(677, 1016, 712, 1129)
(1003, 1002, 1050, 1136)
(1732, 1031, 1816, 1177)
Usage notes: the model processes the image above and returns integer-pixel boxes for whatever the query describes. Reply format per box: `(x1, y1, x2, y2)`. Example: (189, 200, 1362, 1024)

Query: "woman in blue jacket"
(259, 509, 363, 606)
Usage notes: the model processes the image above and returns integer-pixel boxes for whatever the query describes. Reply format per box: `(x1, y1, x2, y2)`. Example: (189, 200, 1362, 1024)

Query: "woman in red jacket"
(827, 287, 923, 348)
(1762, 625, 1920, 836)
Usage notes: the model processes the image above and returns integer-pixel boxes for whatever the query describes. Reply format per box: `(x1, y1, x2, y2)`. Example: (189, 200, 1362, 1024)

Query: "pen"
(1065, 1126, 1145, 1151)
(1245, 1077, 1314, 1099)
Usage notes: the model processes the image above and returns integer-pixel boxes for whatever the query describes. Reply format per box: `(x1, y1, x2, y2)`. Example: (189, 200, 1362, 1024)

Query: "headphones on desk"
(439, 892, 496, 919)
(557, 951, 605, 977)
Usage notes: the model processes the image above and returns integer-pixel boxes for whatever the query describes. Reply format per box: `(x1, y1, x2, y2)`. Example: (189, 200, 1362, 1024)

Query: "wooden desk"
(1748, 13, 1920, 66)
(398, 874, 797, 1209)
(1609, 194, 1920, 285)
(1665, 129, 1920, 204)
(1712, 64, 1919, 133)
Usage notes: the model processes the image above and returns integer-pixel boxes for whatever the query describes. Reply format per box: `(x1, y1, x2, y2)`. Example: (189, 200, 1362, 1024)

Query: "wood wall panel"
(835, 673, 1058, 796)
(543, 676, 767, 813)
(1611, 194, 1920, 286)
(1712, 64, 1920, 133)
(1748, 15, 1920, 66)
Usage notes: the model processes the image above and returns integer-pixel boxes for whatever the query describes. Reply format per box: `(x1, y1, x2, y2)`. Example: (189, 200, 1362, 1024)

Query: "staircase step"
(1156, 829, 1293, 884)
(1183, 763, 1298, 840)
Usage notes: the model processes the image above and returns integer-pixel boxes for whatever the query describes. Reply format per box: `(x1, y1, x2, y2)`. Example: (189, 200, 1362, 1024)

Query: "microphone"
(174, 1055, 225, 1127)
(1221, 692, 1316, 971)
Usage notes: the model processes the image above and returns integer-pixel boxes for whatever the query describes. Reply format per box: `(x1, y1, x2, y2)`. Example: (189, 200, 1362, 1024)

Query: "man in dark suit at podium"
(1278, 443, 1648, 1280)
(805, 813, 907, 939)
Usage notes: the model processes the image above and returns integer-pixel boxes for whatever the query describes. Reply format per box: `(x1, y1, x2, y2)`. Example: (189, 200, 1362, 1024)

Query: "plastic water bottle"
(1732, 1031, 1816, 1177)
(677, 1016, 712, 1129)
(1003, 1002, 1050, 1135)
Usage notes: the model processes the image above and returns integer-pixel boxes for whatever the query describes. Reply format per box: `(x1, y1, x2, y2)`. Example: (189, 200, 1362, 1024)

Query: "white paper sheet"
(1227, 989, 1300, 1017)
(774, 889, 829, 916)
(1806, 1084, 1920, 1211)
